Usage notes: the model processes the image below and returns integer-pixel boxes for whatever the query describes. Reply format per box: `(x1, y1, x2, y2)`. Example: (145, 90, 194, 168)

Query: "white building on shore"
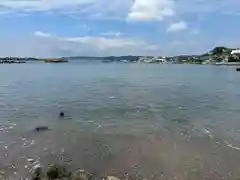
(138, 56, 168, 63)
(231, 49, 240, 55)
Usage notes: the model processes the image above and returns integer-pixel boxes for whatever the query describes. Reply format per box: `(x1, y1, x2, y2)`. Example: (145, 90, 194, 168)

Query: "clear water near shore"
(1, 62, 240, 179)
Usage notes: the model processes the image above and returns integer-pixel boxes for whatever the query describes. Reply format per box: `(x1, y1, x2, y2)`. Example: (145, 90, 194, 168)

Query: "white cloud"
(127, 0, 175, 21)
(0, 0, 240, 21)
(57, 36, 149, 51)
(167, 21, 187, 32)
(2, 31, 240, 57)
(0, 0, 94, 11)
(0, 0, 132, 20)
(34, 31, 52, 37)
(0, 0, 239, 20)
(100, 31, 124, 37)
(0, 31, 161, 57)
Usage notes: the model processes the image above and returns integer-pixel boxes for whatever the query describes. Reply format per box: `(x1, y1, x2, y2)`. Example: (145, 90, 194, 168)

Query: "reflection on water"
(0, 62, 240, 179)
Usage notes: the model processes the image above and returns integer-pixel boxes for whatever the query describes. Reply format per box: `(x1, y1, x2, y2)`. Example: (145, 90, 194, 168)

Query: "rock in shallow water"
(34, 126, 49, 132)
(47, 164, 71, 179)
(31, 165, 123, 180)
(73, 169, 92, 180)
(32, 167, 44, 180)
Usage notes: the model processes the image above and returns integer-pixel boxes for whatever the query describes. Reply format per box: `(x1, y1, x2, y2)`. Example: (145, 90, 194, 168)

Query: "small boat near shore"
(44, 58, 68, 63)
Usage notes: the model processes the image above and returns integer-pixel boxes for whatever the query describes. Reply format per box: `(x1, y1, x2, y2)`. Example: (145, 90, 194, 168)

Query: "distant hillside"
(66, 56, 105, 60)
(65, 56, 142, 62)
(200, 46, 240, 62)
(201, 46, 235, 56)
(104, 56, 141, 62)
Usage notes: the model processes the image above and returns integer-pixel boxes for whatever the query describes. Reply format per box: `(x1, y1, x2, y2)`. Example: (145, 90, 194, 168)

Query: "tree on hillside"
(210, 46, 229, 55)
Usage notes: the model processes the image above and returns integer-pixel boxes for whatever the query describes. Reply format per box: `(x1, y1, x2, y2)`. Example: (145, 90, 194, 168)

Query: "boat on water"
(44, 58, 68, 63)
(214, 62, 240, 66)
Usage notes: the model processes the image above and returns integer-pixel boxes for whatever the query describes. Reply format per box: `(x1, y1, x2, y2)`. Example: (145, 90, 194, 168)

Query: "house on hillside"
(231, 49, 240, 55)
(229, 49, 240, 62)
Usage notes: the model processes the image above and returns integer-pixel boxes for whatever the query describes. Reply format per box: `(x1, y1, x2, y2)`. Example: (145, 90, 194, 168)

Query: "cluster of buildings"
(137, 56, 170, 63)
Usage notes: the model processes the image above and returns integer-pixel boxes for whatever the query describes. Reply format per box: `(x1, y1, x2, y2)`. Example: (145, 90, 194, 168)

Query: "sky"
(0, 0, 240, 57)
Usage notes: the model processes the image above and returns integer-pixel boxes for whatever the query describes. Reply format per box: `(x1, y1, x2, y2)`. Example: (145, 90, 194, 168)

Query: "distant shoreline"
(0, 46, 240, 65)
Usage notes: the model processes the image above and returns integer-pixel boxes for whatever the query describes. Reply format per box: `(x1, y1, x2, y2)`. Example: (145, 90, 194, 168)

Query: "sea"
(0, 61, 240, 180)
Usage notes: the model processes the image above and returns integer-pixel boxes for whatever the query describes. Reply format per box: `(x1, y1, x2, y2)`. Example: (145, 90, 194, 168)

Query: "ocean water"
(0, 62, 240, 179)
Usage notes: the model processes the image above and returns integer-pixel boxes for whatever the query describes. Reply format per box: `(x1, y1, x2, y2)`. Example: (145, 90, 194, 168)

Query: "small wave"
(76, 120, 102, 128)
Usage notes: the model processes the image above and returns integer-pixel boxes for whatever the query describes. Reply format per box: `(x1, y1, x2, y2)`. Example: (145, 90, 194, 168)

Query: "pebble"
(0, 171, 5, 179)
(74, 169, 92, 180)
(104, 176, 121, 180)
(33, 164, 41, 170)
(27, 158, 35, 163)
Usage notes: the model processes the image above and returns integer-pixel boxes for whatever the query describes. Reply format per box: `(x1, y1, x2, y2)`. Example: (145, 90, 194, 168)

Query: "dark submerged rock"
(30, 164, 125, 180)
(32, 167, 44, 180)
(46, 164, 71, 179)
(60, 112, 65, 118)
(34, 126, 49, 132)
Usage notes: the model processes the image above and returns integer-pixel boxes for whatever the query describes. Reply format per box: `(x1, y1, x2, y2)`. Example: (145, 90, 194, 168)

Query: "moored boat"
(44, 58, 68, 63)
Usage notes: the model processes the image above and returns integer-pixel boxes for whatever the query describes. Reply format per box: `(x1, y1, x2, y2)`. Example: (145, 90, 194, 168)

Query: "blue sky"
(0, 0, 240, 57)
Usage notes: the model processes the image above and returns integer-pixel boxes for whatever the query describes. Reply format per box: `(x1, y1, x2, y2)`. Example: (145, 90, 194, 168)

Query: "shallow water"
(0, 62, 240, 179)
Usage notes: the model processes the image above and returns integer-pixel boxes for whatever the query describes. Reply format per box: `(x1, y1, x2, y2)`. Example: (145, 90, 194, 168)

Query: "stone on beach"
(103, 176, 121, 180)
(32, 167, 44, 180)
(73, 169, 92, 180)
(46, 164, 71, 179)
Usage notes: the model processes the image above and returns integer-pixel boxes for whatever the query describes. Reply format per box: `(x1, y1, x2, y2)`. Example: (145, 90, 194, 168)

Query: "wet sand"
(1, 125, 240, 180)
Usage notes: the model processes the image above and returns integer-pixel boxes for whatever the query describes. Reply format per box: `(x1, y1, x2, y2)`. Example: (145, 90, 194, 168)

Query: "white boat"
(214, 62, 240, 65)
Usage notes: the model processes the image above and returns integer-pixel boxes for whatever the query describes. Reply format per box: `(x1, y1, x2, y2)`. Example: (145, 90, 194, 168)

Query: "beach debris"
(226, 143, 240, 151)
(103, 176, 121, 180)
(73, 169, 92, 180)
(28, 158, 35, 163)
(22, 139, 35, 148)
(203, 128, 214, 139)
(0, 170, 5, 179)
(47, 164, 71, 179)
(0, 125, 14, 132)
(34, 126, 49, 132)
